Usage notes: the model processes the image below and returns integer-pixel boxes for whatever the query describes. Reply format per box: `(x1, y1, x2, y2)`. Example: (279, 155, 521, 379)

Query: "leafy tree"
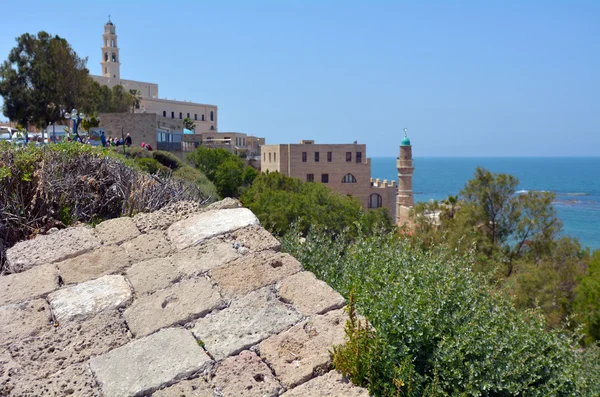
(0, 31, 90, 129)
(214, 158, 245, 197)
(574, 250, 600, 344)
(187, 146, 236, 180)
(183, 117, 195, 131)
(81, 116, 99, 131)
(128, 89, 142, 113)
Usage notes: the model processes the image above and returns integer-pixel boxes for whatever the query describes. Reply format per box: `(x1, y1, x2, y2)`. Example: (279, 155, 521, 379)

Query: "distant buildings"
(90, 18, 264, 155)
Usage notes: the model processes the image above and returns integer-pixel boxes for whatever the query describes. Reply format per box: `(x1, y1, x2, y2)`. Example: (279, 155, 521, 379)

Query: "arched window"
(111, 39, 115, 47)
(111, 53, 116, 62)
(104, 67, 107, 75)
(202, 114, 205, 121)
(342, 173, 357, 183)
(274, 153, 277, 162)
(269, 153, 272, 162)
(105, 39, 108, 47)
(263, 153, 266, 162)
(210, 111, 214, 121)
(104, 52, 108, 61)
(368, 193, 383, 209)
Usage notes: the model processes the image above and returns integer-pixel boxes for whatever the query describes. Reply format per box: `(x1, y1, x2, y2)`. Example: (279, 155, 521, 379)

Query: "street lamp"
(64, 109, 85, 142)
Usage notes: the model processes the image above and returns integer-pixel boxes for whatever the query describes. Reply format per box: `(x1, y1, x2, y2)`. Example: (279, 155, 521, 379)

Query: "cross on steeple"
(404, 127, 408, 137)
(108, 14, 111, 22)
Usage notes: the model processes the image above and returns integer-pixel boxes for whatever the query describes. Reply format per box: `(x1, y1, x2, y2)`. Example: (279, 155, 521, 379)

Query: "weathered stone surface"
(95, 216, 141, 245)
(90, 327, 212, 397)
(204, 197, 242, 211)
(121, 230, 171, 261)
(5, 310, 130, 381)
(124, 277, 225, 338)
(0, 263, 58, 306)
(281, 370, 370, 397)
(48, 275, 132, 322)
(211, 251, 302, 298)
(134, 200, 206, 233)
(169, 238, 240, 276)
(167, 208, 260, 250)
(279, 271, 346, 316)
(126, 257, 179, 295)
(0, 300, 51, 347)
(151, 377, 213, 397)
(257, 309, 347, 388)
(192, 287, 303, 360)
(57, 245, 132, 285)
(212, 350, 282, 397)
(231, 225, 282, 252)
(6, 227, 101, 273)
(7, 363, 99, 397)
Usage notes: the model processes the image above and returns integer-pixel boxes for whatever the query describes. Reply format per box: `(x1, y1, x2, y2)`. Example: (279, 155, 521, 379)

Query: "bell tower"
(396, 128, 414, 225)
(100, 16, 120, 80)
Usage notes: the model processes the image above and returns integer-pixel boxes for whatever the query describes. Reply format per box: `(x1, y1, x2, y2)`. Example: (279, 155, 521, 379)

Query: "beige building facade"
(261, 140, 398, 219)
(90, 19, 218, 132)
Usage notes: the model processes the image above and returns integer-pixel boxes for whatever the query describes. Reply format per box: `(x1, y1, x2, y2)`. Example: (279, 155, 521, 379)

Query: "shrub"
(281, 228, 600, 396)
(152, 150, 183, 170)
(134, 157, 168, 175)
(126, 146, 152, 159)
(172, 165, 218, 200)
(0, 142, 210, 273)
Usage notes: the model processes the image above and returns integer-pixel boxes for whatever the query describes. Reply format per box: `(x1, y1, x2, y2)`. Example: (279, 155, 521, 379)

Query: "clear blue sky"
(1, 0, 598, 157)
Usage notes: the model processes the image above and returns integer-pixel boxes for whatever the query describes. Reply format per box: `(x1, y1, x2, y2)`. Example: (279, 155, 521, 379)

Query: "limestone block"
(192, 287, 303, 360)
(95, 216, 140, 245)
(5, 310, 131, 381)
(89, 327, 212, 397)
(204, 197, 243, 211)
(6, 363, 99, 397)
(134, 200, 205, 233)
(281, 370, 370, 397)
(0, 263, 58, 306)
(212, 350, 282, 397)
(48, 275, 132, 322)
(257, 309, 347, 388)
(57, 245, 132, 285)
(167, 208, 260, 250)
(278, 271, 345, 316)
(231, 225, 282, 252)
(121, 231, 171, 262)
(151, 377, 213, 397)
(124, 278, 225, 338)
(6, 227, 101, 273)
(211, 251, 302, 298)
(168, 238, 240, 276)
(126, 257, 179, 295)
(0, 300, 51, 347)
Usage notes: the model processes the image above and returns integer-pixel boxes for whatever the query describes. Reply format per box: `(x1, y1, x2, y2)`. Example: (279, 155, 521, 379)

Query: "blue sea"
(371, 157, 600, 251)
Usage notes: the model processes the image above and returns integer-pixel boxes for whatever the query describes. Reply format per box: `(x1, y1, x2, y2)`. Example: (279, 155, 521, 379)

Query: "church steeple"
(100, 17, 120, 79)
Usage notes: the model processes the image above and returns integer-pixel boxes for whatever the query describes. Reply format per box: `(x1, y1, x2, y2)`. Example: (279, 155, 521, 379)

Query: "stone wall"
(98, 112, 158, 149)
(0, 199, 369, 396)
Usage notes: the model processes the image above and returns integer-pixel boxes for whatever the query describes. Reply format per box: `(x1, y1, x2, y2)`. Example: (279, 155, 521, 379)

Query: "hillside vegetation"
(0, 142, 213, 272)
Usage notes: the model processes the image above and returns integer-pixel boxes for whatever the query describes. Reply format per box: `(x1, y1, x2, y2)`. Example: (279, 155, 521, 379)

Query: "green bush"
(281, 228, 600, 396)
(152, 150, 183, 170)
(126, 146, 152, 159)
(172, 165, 218, 200)
(134, 157, 168, 175)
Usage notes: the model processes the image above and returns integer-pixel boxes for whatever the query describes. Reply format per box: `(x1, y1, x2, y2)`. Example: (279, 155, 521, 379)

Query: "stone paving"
(1, 200, 369, 396)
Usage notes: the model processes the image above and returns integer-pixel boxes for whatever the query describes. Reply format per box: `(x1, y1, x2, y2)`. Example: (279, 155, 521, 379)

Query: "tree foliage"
(282, 227, 600, 396)
(183, 117, 195, 131)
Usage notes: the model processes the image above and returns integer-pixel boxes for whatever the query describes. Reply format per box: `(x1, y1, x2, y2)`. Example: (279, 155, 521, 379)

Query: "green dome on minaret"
(400, 128, 411, 146)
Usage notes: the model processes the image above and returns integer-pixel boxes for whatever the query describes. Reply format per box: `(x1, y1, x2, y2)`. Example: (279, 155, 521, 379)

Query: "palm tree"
(128, 89, 142, 113)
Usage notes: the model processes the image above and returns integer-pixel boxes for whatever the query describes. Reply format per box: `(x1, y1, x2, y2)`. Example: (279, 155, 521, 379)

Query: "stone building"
(260, 140, 398, 220)
(396, 132, 414, 225)
(90, 18, 218, 134)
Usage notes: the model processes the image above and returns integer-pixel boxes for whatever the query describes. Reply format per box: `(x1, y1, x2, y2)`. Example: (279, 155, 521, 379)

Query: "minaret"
(396, 128, 414, 225)
(100, 16, 120, 79)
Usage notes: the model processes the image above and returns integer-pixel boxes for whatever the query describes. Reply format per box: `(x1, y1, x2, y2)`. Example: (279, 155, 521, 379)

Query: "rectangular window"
(356, 152, 362, 163)
(202, 114, 205, 121)
(187, 113, 190, 118)
(171, 111, 174, 119)
(179, 112, 182, 119)
(321, 174, 329, 183)
(274, 153, 277, 162)
(302, 152, 307, 162)
(163, 111, 166, 117)
(346, 152, 352, 162)
(315, 152, 320, 162)
(307, 174, 314, 182)
(327, 152, 332, 162)
(194, 114, 197, 120)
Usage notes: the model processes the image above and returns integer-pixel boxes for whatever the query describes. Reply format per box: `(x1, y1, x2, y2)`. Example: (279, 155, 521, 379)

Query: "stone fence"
(0, 199, 369, 396)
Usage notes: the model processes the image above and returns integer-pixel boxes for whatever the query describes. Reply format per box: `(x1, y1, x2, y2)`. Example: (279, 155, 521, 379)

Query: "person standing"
(100, 131, 107, 147)
(125, 133, 132, 147)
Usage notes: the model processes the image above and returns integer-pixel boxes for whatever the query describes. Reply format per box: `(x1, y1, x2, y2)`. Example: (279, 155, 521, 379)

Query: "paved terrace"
(0, 199, 369, 396)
